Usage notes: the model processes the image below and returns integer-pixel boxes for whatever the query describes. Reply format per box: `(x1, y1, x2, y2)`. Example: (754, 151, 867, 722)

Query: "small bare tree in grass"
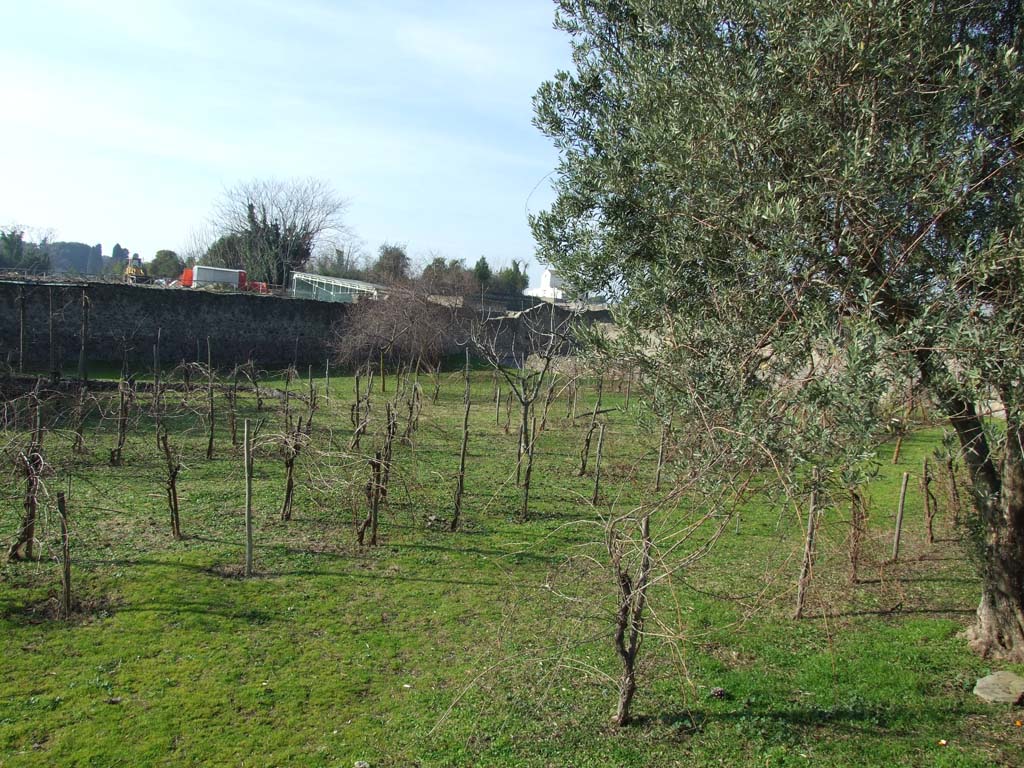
(470, 304, 575, 519)
(331, 287, 456, 391)
(357, 451, 384, 546)
(607, 509, 652, 726)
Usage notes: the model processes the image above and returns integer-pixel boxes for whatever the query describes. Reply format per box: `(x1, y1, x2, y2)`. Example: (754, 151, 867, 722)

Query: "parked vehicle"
(123, 254, 151, 284)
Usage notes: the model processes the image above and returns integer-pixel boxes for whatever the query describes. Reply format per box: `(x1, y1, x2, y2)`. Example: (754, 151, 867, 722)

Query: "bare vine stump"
(358, 452, 383, 546)
(8, 407, 44, 561)
(610, 512, 653, 727)
(159, 427, 182, 540)
(109, 376, 129, 466)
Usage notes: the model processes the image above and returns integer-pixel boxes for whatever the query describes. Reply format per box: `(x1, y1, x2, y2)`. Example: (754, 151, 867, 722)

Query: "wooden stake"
(794, 468, 820, 619)
(592, 423, 606, 505)
(58, 492, 71, 618)
(654, 419, 669, 492)
(77, 288, 88, 383)
(228, 366, 238, 447)
(945, 455, 962, 524)
(892, 471, 909, 561)
(17, 287, 25, 373)
(206, 338, 215, 460)
(48, 287, 57, 378)
(244, 420, 254, 577)
(891, 433, 904, 465)
(578, 381, 603, 476)
(520, 412, 538, 519)
(371, 451, 382, 545)
(922, 458, 936, 545)
(452, 349, 471, 531)
(848, 487, 866, 584)
(153, 328, 162, 449)
(539, 373, 557, 433)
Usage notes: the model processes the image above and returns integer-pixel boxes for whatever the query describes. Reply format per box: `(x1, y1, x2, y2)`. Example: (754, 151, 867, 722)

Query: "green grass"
(0, 369, 1021, 767)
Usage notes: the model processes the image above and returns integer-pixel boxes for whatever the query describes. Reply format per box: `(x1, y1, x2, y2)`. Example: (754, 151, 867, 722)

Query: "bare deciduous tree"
(209, 178, 349, 286)
(470, 304, 575, 519)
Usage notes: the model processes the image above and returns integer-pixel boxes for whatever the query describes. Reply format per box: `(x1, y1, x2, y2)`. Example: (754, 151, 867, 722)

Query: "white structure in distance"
(524, 266, 565, 301)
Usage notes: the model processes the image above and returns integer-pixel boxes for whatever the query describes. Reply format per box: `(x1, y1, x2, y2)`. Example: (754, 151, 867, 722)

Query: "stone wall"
(0, 279, 349, 370)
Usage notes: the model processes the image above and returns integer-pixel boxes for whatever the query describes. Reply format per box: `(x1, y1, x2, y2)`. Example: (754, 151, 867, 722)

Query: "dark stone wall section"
(0, 280, 349, 369)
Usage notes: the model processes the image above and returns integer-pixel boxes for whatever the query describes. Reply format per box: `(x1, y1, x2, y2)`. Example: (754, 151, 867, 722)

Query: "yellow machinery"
(123, 254, 150, 284)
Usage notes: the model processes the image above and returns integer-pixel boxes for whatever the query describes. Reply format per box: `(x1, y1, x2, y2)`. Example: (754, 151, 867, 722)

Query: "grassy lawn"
(0, 367, 1021, 766)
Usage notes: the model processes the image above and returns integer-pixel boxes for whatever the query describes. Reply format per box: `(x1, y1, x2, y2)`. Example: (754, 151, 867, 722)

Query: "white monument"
(524, 267, 565, 301)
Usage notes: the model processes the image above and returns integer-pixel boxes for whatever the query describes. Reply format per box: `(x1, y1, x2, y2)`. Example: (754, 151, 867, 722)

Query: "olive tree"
(533, 0, 1024, 659)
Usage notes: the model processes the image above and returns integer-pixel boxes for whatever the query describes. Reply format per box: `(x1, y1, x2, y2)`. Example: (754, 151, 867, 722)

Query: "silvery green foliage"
(534, 0, 1024, 502)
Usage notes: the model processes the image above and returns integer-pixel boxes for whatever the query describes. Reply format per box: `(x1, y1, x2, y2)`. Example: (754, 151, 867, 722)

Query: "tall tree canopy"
(490, 259, 529, 295)
(473, 256, 493, 287)
(372, 242, 411, 284)
(0, 229, 50, 273)
(148, 249, 184, 278)
(533, 0, 1024, 659)
(212, 178, 348, 285)
(419, 255, 476, 294)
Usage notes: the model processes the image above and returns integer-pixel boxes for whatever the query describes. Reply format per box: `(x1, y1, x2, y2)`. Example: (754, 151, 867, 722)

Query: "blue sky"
(0, 0, 572, 283)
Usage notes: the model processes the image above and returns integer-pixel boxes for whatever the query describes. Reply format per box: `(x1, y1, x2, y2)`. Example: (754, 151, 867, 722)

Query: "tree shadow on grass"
(805, 606, 975, 619)
(114, 600, 275, 624)
(630, 700, 920, 741)
(386, 540, 560, 565)
(91, 554, 511, 590)
(854, 575, 975, 586)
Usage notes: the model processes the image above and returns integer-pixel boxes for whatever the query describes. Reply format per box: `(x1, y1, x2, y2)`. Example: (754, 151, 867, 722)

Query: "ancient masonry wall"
(0, 280, 349, 370)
